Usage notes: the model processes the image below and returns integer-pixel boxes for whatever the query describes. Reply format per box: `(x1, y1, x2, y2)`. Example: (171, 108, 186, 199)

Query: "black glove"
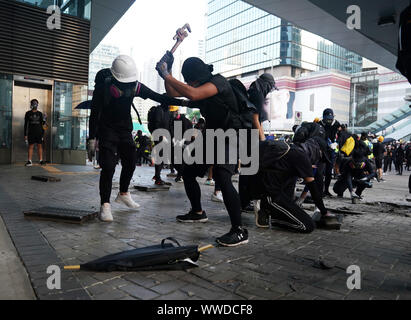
(159, 51, 174, 73)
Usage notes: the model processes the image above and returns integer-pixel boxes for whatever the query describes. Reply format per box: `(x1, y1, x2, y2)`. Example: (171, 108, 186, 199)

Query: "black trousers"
(333, 176, 367, 197)
(183, 163, 242, 228)
(262, 195, 315, 233)
(397, 159, 404, 175)
(383, 157, 392, 172)
(99, 138, 136, 204)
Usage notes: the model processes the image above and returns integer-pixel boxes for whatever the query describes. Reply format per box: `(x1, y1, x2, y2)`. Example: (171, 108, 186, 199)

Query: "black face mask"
(324, 119, 333, 126)
(31, 102, 38, 110)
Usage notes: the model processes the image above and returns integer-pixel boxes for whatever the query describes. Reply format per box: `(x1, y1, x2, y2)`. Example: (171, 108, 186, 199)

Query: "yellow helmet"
(169, 106, 179, 112)
(314, 117, 320, 123)
(378, 136, 384, 143)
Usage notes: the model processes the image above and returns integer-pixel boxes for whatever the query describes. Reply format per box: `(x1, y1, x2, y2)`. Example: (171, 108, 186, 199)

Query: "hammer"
(170, 23, 192, 54)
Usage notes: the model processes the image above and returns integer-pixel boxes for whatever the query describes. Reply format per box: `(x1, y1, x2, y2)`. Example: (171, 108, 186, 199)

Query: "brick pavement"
(0, 164, 410, 300)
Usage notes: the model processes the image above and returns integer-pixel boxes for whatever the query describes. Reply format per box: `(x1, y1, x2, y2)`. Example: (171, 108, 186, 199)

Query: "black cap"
(323, 108, 334, 120)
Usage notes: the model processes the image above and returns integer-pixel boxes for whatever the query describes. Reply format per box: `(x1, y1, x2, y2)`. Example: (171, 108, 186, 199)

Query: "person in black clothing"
(88, 55, 188, 222)
(24, 99, 46, 166)
(373, 136, 385, 180)
(242, 138, 339, 232)
(384, 145, 393, 173)
(406, 143, 411, 171)
(169, 107, 193, 183)
(333, 149, 376, 200)
(239, 73, 276, 212)
(318, 108, 341, 197)
(396, 144, 405, 175)
(135, 130, 152, 166)
(156, 54, 248, 247)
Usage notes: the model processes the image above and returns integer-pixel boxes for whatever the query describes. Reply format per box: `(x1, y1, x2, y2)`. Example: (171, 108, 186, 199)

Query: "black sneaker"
(216, 227, 249, 247)
(241, 203, 254, 214)
(40, 160, 46, 166)
(154, 179, 166, 186)
(176, 211, 208, 223)
(175, 176, 183, 183)
(25, 160, 32, 167)
(323, 191, 333, 198)
(255, 198, 270, 228)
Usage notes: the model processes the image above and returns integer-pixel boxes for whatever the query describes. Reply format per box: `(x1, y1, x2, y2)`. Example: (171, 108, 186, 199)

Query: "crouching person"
(243, 138, 339, 232)
(333, 149, 376, 201)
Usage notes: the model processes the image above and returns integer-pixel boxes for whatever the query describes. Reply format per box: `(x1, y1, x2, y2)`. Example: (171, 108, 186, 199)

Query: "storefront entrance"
(12, 81, 52, 163)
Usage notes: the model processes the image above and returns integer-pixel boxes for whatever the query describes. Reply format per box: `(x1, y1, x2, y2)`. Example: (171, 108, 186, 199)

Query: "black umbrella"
(382, 138, 395, 144)
(75, 100, 92, 110)
(64, 238, 213, 272)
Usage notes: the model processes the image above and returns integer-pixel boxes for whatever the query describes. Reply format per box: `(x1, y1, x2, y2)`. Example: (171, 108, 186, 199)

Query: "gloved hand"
(159, 51, 174, 73)
(87, 138, 96, 162)
(156, 61, 170, 80)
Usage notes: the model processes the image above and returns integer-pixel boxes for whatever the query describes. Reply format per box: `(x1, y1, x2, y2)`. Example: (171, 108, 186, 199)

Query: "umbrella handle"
(64, 265, 81, 270)
(198, 244, 214, 253)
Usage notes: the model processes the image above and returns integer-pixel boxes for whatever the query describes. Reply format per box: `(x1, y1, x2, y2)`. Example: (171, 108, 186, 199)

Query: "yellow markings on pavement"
(42, 165, 99, 176)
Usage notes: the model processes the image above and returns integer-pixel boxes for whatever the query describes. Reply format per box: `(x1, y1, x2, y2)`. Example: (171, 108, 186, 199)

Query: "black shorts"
(375, 157, 383, 169)
(28, 134, 43, 145)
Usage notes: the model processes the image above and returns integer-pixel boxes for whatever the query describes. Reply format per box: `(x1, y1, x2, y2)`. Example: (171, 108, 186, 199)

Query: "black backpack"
(293, 122, 325, 144)
(259, 140, 291, 171)
(147, 105, 170, 134)
(226, 79, 256, 130)
(396, 5, 411, 84)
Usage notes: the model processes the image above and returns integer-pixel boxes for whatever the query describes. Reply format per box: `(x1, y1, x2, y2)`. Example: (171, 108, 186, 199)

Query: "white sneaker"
(115, 192, 140, 209)
(99, 203, 113, 222)
(211, 192, 224, 203)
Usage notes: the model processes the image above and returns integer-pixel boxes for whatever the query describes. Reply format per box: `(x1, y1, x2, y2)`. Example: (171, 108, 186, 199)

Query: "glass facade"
(15, 0, 92, 20)
(0, 74, 12, 149)
(53, 81, 88, 150)
(206, 0, 363, 77)
(350, 72, 379, 128)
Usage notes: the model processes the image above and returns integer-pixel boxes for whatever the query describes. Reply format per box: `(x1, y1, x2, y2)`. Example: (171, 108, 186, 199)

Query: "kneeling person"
(244, 138, 338, 232)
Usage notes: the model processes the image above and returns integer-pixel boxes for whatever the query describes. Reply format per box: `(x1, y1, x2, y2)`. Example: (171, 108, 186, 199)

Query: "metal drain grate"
(24, 207, 97, 224)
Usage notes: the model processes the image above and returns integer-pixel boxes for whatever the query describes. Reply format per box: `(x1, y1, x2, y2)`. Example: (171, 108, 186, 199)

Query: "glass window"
(16, 0, 92, 20)
(0, 74, 12, 149)
(53, 81, 88, 150)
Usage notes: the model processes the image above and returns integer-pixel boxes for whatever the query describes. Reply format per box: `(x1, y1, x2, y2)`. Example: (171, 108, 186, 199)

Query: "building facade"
(0, 0, 92, 165)
(206, 0, 363, 78)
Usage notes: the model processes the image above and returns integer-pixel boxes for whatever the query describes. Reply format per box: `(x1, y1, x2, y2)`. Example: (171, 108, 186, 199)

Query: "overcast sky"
(100, 0, 208, 71)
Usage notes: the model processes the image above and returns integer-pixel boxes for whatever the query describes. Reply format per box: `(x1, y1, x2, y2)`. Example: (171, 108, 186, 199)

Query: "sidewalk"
(0, 163, 410, 300)
(0, 215, 35, 299)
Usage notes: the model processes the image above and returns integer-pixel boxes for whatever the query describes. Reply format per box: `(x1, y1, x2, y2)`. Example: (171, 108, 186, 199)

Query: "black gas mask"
(30, 100, 39, 110)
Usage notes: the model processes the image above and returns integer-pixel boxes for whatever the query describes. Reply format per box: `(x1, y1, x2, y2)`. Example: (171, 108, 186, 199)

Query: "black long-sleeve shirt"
(89, 68, 188, 140)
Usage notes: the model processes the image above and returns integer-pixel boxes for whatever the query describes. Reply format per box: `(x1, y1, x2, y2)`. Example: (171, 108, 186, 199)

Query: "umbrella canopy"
(75, 100, 92, 110)
(382, 138, 395, 144)
(64, 238, 212, 272)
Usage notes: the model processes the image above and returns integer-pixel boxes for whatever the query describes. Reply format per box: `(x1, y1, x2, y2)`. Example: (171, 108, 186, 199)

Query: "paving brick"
(119, 284, 159, 300)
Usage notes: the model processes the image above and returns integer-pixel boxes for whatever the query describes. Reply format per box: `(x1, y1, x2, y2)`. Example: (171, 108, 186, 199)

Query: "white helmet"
(111, 55, 138, 83)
